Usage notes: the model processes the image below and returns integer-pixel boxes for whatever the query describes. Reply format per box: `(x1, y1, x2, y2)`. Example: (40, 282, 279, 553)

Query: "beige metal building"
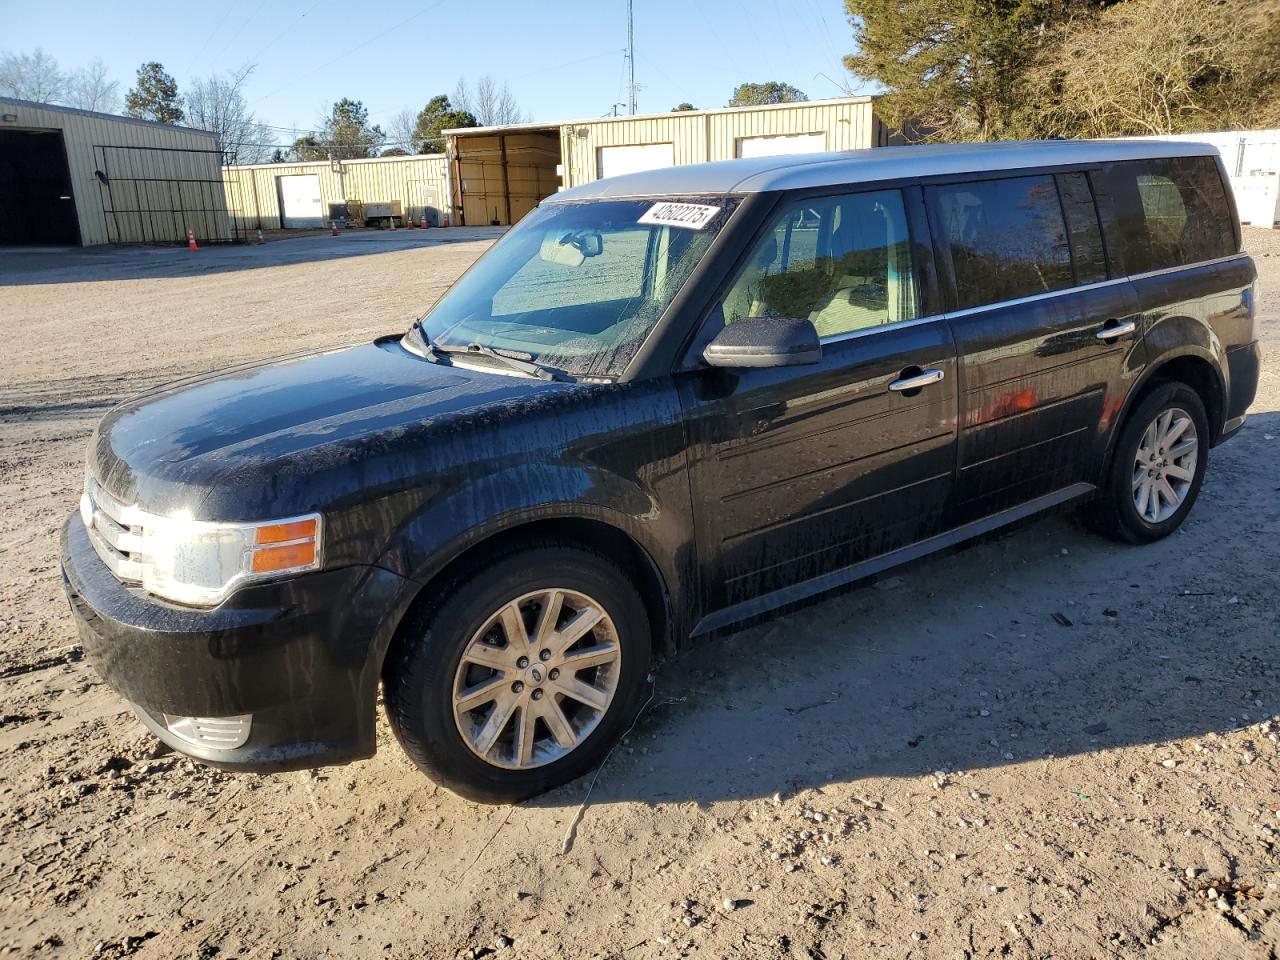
(0, 97, 230, 246)
(223, 153, 450, 231)
(444, 96, 891, 226)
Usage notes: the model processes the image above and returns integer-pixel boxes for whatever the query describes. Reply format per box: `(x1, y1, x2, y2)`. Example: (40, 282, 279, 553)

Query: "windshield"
(414, 197, 739, 379)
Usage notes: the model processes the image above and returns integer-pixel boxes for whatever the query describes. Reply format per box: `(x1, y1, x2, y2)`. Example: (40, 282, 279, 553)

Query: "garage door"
(0, 129, 79, 245)
(277, 174, 324, 228)
(597, 143, 674, 180)
(735, 133, 826, 159)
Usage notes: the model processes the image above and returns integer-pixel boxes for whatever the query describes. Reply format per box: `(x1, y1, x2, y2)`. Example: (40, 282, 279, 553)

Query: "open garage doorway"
(0, 129, 80, 245)
(448, 126, 561, 226)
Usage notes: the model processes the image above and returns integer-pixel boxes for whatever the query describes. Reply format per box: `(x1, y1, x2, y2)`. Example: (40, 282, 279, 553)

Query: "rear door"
(677, 186, 957, 619)
(927, 171, 1141, 523)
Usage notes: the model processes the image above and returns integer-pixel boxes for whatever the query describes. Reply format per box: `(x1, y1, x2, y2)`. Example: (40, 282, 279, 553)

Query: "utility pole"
(626, 0, 637, 115)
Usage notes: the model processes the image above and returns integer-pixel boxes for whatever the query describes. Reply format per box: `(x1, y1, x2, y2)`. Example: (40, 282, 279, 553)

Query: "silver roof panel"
(547, 139, 1221, 202)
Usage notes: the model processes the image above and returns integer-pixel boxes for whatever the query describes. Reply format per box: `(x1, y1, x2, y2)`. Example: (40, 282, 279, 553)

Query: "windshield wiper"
(433, 342, 569, 382)
(407, 318, 450, 362)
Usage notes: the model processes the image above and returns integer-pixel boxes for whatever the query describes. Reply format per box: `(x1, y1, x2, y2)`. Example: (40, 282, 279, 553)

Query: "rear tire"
(1088, 382, 1209, 544)
(383, 541, 651, 804)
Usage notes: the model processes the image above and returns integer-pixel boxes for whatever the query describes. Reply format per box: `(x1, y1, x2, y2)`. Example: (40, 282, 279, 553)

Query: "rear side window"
(1096, 157, 1236, 274)
(932, 176, 1073, 310)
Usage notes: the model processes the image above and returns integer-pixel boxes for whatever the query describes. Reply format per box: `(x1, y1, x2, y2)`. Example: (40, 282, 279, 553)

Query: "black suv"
(62, 141, 1261, 802)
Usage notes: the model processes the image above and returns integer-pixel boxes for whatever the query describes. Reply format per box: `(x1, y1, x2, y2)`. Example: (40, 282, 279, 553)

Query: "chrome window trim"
(814, 251, 1247, 342)
(940, 253, 1249, 323)
(1124, 252, 1249, 283)
(818, 312, 947, 345)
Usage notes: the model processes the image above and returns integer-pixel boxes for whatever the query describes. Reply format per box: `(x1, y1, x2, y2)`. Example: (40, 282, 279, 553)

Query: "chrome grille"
(80, 476, 145, 583)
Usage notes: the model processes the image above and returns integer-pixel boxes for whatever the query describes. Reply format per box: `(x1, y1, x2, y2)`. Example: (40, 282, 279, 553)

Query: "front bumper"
(61, 513, 413, 772)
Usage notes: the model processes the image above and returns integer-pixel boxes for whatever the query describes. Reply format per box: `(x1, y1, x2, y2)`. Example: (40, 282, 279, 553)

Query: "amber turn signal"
(249, 518, 319, 574)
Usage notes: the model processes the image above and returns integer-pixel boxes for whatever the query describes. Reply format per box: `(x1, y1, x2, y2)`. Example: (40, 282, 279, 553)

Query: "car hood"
(90, 337, 563, 518)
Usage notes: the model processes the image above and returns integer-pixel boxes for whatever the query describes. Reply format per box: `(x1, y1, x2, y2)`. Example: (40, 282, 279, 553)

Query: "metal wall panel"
(223, 153, 449, 229)
(560, 98, 877, 188)
(0, 97, 225, 245)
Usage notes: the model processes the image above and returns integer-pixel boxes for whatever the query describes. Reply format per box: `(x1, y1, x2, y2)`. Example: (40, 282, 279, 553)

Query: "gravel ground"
(1, 227, 1278, 960)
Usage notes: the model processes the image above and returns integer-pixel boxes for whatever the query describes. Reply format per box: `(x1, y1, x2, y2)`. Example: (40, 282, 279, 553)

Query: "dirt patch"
(1, 229, 1278, 958)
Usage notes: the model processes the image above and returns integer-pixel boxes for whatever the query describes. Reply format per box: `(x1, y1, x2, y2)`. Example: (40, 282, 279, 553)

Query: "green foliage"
(125, 62, 183, 124)
(844, 0, 1280, 140)
(727, 82, 808, 107)
(293, 98, 385, 160)
(413, 95, 477, 154)
(672, 102, 697, 112)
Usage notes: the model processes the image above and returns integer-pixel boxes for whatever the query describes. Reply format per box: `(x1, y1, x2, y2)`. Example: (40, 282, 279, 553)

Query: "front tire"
(383, 542, 651, 804)
(1088, 382, 1210, 544)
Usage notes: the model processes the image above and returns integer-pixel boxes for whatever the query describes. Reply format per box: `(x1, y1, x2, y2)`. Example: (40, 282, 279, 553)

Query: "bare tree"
(386, 107, 423, 154)
(65, 58, 120, 113)
(1032, 0, 1273, 138)
(0, 47, 68, 103)
(186, 64, 271, 164)
(453, 75, 527, 126)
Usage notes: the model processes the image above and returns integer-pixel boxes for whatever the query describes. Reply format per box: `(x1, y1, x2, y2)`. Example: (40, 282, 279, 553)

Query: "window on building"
(932, 176, 1073, 310)
(717, 189, 920, 339)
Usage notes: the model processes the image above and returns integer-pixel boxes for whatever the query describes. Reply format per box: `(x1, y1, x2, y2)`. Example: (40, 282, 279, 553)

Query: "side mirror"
(702, 316, 822, 369)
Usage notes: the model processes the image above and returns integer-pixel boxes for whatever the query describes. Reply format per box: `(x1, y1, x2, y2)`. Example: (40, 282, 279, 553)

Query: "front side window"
(717, 189, 920, 340)
(933, 175, 1073, 310)
(1096, 157, 1236, 274)
(420, 197, 737, 379)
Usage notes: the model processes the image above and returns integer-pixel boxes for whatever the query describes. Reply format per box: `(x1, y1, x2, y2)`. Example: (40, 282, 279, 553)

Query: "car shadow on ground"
(526, 410, 1279, 809)
(0, 227, 505, 286)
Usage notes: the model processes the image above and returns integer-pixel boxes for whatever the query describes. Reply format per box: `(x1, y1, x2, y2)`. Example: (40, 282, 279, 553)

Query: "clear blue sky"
(1, 0, 870, 144)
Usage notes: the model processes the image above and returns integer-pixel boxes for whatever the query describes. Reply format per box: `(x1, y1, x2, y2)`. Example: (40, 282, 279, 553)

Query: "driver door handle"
(1096, 319, 1137, 340)
(888, 368, 945, 392)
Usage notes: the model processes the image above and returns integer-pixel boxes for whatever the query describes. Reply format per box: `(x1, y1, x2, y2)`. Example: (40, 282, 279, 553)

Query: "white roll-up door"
(277, 174, 324, 228)
(597, 143, 674, 179)
(735, 133, 826, 159)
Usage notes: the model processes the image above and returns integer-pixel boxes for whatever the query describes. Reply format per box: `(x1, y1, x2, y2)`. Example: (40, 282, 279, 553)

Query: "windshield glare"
(417, 197, 738, 379)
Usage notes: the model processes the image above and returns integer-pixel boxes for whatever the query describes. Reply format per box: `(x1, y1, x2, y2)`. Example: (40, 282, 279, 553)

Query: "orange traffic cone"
(255, 229, 265, 245)
(442, 214, 450, 228)
(330, 220, 338, 237)
(187, 229, 198, 251)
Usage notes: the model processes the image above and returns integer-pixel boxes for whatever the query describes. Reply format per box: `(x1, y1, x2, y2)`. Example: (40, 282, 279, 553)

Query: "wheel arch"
(380, 515, 677, 681)
(1103, 348, 1226, 479)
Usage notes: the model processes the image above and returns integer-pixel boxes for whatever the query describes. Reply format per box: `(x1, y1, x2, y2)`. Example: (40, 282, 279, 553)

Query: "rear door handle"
(888, 368, 945, 392)
(1095, 319, 1137, 340)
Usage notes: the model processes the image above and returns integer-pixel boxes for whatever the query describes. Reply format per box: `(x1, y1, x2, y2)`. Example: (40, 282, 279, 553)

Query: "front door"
(926, 172, 1141, 523)
(677, 187, 958, 621)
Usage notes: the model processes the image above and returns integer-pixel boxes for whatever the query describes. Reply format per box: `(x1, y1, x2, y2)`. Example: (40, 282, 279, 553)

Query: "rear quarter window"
(1096, 156, 1237, 274)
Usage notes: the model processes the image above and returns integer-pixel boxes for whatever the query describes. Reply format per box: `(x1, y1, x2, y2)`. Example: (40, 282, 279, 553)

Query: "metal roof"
(0, 96, 218, 137)
(440, 95, 877, 138)
(547, 139, 1221, 202)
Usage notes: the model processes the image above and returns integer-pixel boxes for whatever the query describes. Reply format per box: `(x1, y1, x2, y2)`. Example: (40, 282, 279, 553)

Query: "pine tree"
(125, 62, 183, 124)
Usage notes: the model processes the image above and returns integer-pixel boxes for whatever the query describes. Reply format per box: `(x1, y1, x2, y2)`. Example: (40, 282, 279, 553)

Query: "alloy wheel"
(451, 588, 621, 770)
(1132, 407, 1198, 524)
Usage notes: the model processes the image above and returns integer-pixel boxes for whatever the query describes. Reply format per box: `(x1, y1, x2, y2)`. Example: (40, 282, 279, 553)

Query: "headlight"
(139, 512, 323, 607)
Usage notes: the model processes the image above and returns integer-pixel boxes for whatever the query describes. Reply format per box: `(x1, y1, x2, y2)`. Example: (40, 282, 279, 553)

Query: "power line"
(184, 0, 242, 75)
(205, 0, 273, 72)
(254, 1, 447, 104)
(243, 0, 328, 67)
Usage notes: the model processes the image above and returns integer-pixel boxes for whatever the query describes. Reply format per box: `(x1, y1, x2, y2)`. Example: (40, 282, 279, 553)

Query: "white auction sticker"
(638, 201, 721, 230)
